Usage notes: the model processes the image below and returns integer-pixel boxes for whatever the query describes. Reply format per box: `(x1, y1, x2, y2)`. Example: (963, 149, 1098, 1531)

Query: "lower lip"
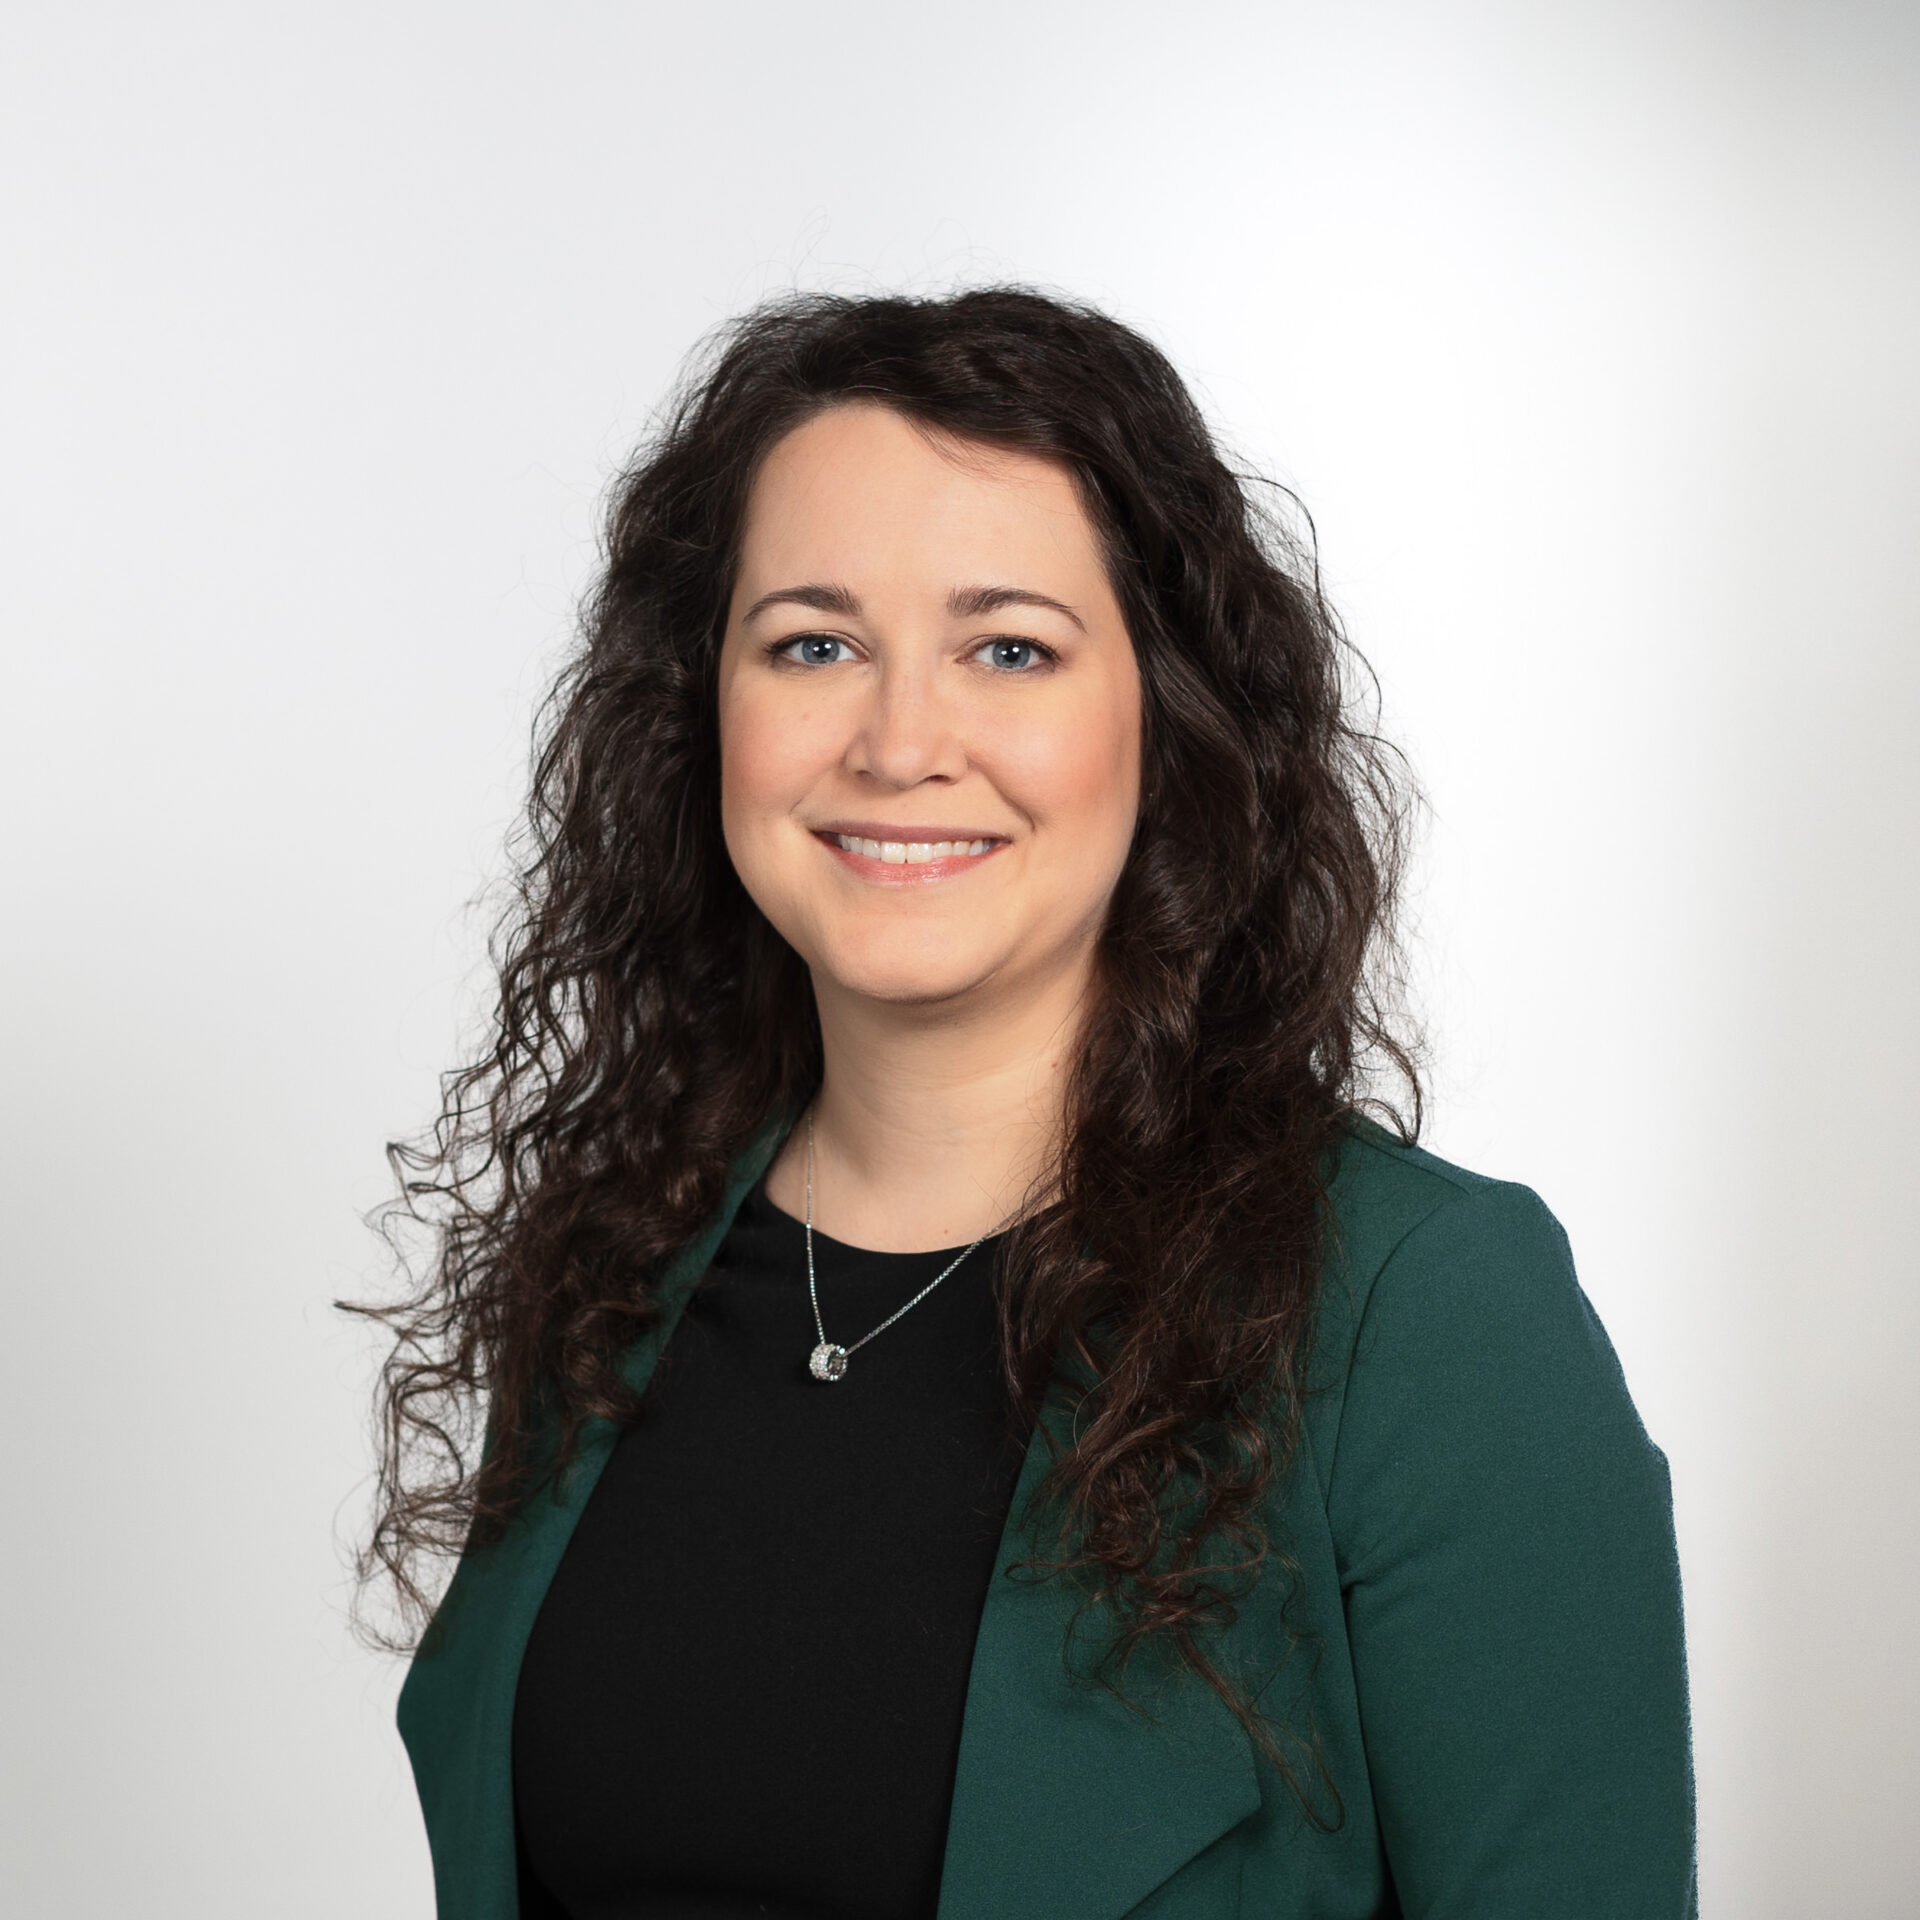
(816, 834, 1005, 886)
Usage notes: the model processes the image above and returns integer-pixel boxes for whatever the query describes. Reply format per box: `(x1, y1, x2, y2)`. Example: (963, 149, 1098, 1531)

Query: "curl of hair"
(346, 288, 1420, 1817)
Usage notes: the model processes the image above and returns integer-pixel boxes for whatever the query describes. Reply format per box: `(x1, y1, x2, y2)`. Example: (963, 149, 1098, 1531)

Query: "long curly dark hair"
(350, 287, 1419, 1803)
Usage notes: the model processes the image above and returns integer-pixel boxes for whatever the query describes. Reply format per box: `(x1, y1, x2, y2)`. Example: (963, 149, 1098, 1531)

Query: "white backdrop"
(4, 3, 1916, 1914)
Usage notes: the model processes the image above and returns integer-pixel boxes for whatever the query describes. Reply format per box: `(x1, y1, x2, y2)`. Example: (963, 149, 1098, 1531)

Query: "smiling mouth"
(833, 840, 998, 871)
(825, 832, 1000, 865)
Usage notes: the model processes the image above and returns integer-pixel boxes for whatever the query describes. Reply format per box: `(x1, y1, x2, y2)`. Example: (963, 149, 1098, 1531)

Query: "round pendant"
(808, 1341, 850, 1383)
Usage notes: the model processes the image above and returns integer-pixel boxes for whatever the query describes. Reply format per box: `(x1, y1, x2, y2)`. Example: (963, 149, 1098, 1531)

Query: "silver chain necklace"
(802, 1111, 999, 1383)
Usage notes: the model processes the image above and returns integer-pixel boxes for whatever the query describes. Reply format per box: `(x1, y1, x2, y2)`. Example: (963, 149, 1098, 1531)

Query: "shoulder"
(1316, 1112, 1575, 1343)
(1303, 1114, 1653, 1500)
(1320, 1105, 1574, 1313)
(1318, 1111, 1538, 1275)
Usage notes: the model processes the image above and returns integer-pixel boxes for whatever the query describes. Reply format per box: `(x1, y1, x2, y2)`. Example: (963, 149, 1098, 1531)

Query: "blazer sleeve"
(1322, 1181, 1697, 1918)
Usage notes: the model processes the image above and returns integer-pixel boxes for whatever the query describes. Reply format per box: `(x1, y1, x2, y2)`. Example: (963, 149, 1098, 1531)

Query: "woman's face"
(717, 403, 1143, 1016)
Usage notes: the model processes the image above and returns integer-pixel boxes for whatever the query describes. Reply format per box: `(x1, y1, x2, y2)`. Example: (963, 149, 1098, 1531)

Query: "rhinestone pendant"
(808, 1341, 850, 1383)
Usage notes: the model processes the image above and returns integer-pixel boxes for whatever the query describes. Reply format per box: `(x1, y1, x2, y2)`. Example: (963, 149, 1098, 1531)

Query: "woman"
(361, 289, 1695, 1918)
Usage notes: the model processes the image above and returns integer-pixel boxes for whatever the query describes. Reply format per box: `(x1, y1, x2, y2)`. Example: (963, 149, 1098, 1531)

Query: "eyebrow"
(946, 583, 1085, 631)
(742, 581, 1085, 632)
(742, 582, 863, 623)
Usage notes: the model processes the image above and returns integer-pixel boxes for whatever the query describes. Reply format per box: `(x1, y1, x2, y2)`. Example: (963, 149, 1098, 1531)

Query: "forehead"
(735, 403, 1107, 592)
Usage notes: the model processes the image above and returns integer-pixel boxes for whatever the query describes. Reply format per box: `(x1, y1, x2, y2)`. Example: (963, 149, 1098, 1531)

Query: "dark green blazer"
(398, 1120, 1696, 1918)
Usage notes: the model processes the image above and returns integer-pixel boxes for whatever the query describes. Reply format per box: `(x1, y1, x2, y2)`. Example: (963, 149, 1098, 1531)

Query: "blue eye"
(976, 638, 1046, 671)
(779, 634, 854, 666)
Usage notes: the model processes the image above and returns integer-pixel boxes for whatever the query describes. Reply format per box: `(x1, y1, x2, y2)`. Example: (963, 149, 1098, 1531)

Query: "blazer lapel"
(937, 1400, 1261, 1920)
(396, 1119, 789, 1920)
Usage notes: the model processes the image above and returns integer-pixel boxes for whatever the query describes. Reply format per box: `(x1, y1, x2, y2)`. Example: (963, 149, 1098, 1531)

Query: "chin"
(807, 927, 1008, 1009)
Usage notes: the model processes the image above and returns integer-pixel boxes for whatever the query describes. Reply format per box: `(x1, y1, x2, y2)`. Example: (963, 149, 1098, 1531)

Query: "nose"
(843, 655, 967, 789)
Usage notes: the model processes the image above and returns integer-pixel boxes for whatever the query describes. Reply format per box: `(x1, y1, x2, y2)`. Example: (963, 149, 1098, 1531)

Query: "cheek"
(720, 676, 824, 831)
(718, 686, 800, 907)
(1002, 674, 1142, 861)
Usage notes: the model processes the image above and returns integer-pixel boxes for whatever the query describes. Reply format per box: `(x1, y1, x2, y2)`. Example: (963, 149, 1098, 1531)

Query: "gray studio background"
(5, 4, 1916, 1914)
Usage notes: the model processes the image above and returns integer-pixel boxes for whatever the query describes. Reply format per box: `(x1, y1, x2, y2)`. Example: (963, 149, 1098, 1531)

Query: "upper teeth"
(834, 835, 994, 863)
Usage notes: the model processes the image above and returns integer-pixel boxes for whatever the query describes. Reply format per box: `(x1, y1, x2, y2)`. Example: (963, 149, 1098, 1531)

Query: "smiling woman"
(719, 404, 1143, 1136)
(353, 290, 1696, 1919)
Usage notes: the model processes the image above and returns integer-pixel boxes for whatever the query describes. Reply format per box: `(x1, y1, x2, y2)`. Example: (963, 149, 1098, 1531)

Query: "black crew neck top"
(510, 1174, 1031, 1920)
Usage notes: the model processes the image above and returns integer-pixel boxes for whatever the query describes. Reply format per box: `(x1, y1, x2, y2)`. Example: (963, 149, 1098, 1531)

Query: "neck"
(766, 960, 1094, 1253)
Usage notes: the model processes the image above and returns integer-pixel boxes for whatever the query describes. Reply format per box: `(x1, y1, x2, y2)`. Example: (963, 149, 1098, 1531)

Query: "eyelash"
(766, 633, 1060, 670)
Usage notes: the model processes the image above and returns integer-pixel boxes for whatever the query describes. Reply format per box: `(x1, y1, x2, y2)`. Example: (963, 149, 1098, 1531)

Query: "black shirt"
(511, 1174, 1030, 1920)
